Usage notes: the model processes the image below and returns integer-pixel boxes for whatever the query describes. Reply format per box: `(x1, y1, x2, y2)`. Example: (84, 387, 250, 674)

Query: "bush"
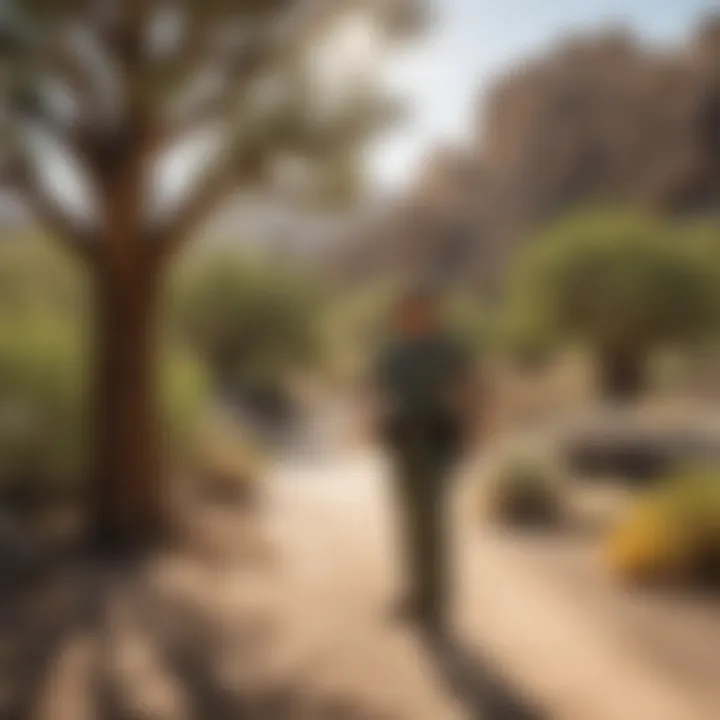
(481, 450, 566, 526)
(171, 250, 326, 401)
(0, 236, 88, 321)
(160, 346, 211, 453)
(605, 471, 720, 586)
(0, 316, 88, 504)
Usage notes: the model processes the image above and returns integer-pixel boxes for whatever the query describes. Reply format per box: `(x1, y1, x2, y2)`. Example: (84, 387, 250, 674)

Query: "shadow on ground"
(1, 556, 397, 720)
(1, 487, 551, 720)
(424, 633, 548, 720)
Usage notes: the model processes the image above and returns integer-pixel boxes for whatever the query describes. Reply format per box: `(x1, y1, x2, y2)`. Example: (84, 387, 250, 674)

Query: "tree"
(505, 210, 719, 399)
(172, 251, 324, 401)
(0, 236, 208, 515)
(0, 0, 424, 551)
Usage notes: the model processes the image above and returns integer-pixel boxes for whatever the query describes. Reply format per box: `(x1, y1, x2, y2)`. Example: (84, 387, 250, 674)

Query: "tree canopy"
(0, 0, 427, 252)
(504, 210, 720, 396)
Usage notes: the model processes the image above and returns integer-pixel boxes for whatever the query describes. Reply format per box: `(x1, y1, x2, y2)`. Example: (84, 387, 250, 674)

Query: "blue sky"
(369, 0, 720, 191)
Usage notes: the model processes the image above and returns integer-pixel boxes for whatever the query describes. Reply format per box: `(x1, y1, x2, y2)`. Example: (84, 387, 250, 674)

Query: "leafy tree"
(172, 251, 325, 399)
(0, 0, 425, 550)
(505, 210, 719, 399)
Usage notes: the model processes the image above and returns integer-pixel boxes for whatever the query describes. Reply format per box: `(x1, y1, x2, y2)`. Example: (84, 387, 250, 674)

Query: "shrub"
(171, 251, 326, 400)
(0, 316, 87, 504)
(160, 346, 211, 452)
(481, 450, 566, 526)
(605, 471, 720, 586)
(0, 236, 88, 321)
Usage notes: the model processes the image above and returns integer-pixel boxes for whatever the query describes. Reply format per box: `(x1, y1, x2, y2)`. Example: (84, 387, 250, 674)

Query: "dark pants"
(393, 448, 453, 630)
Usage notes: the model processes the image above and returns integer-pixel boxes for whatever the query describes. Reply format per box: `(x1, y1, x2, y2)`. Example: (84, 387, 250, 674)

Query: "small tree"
(173, 251, 324, 399)
(505, 210, 719, 399)
(0, 0, 425, 551)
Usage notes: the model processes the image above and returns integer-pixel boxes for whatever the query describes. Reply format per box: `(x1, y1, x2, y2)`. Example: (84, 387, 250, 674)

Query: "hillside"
(335, 16, 720, 291)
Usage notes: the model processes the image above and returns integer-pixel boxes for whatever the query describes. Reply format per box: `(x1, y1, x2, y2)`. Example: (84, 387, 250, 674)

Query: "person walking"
(374, 284, 476, 637)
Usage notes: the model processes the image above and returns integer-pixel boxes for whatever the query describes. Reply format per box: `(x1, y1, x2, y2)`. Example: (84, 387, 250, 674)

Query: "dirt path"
(264, 448, 718, 720)
(3, 444, 717, 719)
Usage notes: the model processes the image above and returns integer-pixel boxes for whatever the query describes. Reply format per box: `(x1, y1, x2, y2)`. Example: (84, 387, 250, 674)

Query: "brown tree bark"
(92, 251, 164, 553)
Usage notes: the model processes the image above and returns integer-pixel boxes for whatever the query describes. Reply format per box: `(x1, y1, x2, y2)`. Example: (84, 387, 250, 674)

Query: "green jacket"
(375, 331, 469, 458)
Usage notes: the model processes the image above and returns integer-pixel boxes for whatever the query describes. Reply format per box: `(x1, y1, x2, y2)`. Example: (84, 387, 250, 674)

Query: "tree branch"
(10, 159, 98, 263)
(149, 36, 275, 159)
(153, 162, 238, 256)
(46, 26, 98, 103)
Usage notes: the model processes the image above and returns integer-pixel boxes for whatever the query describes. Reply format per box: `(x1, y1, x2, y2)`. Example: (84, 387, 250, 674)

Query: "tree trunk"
(599, 347, 647, 401)
(92, 256, 164, 553)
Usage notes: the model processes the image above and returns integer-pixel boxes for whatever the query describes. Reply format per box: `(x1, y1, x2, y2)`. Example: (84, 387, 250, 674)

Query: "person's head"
(393, 285, 442, 338)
